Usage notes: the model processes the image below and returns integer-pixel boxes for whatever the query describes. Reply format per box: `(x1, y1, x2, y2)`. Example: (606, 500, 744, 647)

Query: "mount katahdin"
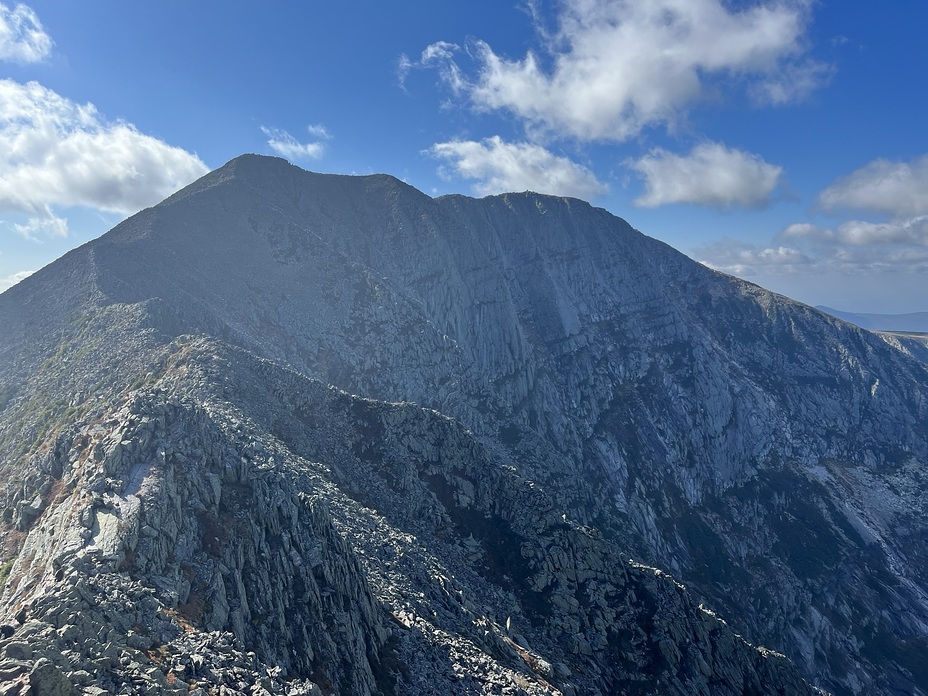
(0, 155, 926, 695)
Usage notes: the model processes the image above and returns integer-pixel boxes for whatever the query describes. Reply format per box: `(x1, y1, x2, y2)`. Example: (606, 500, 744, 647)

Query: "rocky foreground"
(1, 156, 926, 694)
(0, 337, 820, 694)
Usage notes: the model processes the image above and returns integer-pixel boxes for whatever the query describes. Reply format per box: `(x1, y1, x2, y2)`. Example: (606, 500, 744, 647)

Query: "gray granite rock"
(0, 155, 926, 693)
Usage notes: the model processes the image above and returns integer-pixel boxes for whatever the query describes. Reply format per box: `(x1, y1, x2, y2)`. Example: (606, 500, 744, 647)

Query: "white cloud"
(261, 126, 327, 161)
(401, 42, 466, 93)
(0, 79, 208, 218)
(763, 156, 928, 278)
(422, 42, 466, 94)
(836, 217, 928, 246)
(698, 155, 928, 288)
(699, 235, 928, 277)
(433, 0, 822, 141)
(750, 215, 928, 278)
(824, 244, 928, 273)
(696, 239, 811, 275)
(429, 136, 607, 199)
(0, 3, 51, 63)
(779, 222, 826, 240)
(0, 269, 33, 291)
(751, 59, 833, 106)
(306, 123, 331, 139)
(817, 154, 928, 218)
(780, 216, 928, 246)
(629, 142, 783, 208)
(11, 209, 67, 239)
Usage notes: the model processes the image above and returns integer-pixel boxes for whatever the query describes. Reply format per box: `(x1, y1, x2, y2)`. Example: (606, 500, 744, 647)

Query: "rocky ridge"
(0, 155, 926, 693)
(0, 335, 818, 695)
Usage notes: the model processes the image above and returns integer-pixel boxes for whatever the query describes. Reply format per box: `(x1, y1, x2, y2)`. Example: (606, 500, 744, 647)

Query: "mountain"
(816, 306, 928, 333)
(1, 155, 927, 695)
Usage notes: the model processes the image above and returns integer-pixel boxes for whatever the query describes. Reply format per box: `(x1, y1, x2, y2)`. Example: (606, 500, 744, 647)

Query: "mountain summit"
(1, 155, 926, 694)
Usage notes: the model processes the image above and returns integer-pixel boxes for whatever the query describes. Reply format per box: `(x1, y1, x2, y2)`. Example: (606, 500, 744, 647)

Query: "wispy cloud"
(751, 59, 834, 106)
(429, 136, 607, 199)
(11, 208, 67, 240)
(427, 0, 824, 142)
(0, 79, 208, 222)
(399, 41, 465, 93)
(0, 3, 51, 63)
(629, 142, 783, 209)
(306, 123, 330, 139)
(261, 125, 329, 161)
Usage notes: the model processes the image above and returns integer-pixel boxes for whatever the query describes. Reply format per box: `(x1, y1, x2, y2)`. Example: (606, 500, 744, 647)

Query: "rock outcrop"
(0, 155, 926, 694)
(0, 337, 821, 694)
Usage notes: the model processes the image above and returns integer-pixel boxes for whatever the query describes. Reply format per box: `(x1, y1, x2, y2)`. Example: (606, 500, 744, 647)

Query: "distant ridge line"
(817, 305, 928, 333)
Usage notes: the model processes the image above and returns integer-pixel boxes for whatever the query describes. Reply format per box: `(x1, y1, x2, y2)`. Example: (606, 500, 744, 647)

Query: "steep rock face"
(0, 155, 926, 693)
(881, 332, 928, 365)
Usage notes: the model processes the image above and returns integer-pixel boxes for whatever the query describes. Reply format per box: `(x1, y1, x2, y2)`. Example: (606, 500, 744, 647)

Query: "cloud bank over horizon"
(698, 154, 928, 282)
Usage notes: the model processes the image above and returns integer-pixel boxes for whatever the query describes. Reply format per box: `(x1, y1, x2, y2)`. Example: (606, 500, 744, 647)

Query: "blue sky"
(0, 1, 926, 313)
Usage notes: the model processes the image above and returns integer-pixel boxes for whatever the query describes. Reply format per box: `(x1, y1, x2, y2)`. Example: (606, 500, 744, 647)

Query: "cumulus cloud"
(0, 79, 208, 219)
(695, 239, 811, 275)
(262, 125, 328, 161)
(429, 136, 607, 199)
(757, 156, 928, 276)
(429, 0, 823, 142)
(0, 3, 51, 63)
(0, 269, 33, 291)
(817, 154, 928, 218)
(699, 154, 928, 283)
(629, 142, 783, 208)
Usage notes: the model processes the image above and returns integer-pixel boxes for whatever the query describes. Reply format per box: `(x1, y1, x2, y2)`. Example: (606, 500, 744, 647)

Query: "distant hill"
(817, 305, 928, 333)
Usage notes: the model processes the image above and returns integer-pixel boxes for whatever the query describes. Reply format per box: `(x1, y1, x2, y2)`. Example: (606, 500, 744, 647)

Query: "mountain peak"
(1, 158, 927, 694)
(215, 153, 416, 190)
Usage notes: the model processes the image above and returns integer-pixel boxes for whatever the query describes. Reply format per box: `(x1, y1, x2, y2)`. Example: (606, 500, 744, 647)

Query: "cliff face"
(0, 155, 925, 694)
